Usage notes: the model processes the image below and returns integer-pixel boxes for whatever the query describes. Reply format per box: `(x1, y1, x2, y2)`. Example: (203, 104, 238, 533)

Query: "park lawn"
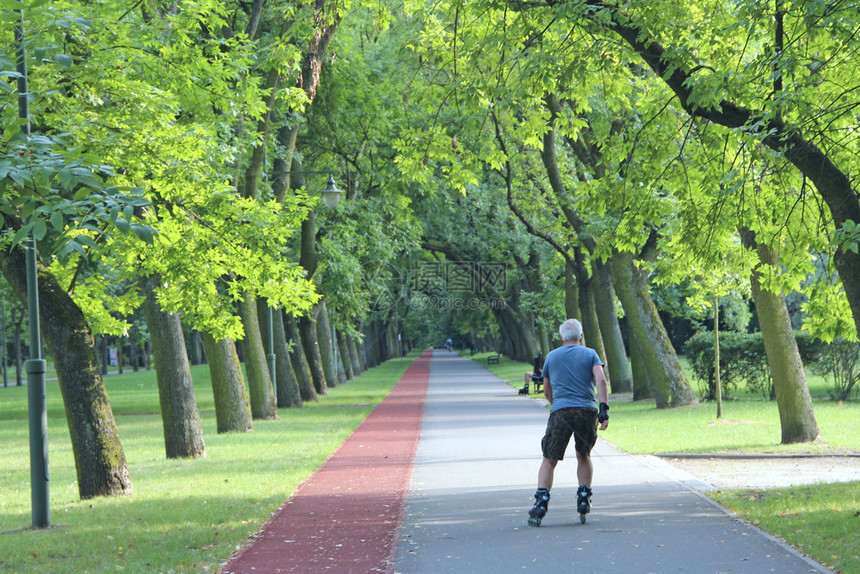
(0, 352, 417, 574)
(480, 353, 860, 574)
(713, 482, 860, 574)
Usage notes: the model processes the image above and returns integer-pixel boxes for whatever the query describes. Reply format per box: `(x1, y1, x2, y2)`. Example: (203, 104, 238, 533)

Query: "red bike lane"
(221, 350, 432, 574)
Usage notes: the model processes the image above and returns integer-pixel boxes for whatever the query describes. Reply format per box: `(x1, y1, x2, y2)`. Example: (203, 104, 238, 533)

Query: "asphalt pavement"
(393, 350, 831, 574)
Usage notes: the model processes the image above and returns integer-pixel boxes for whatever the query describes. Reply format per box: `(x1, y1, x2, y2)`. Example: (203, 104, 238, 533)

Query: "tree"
(742, 229, 819, 443)
(141, 275, 206, 457)
(0, 214, 132, 498)
(563, 0, 860, 340)
(200, 331, 253, 433)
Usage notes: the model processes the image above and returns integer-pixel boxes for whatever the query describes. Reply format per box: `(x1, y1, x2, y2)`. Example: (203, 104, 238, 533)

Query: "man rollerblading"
(527, 319, 609, 527)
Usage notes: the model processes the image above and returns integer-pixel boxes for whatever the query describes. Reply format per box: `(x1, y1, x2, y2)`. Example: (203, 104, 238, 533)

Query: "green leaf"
(9, 223, 31, 247)
(130, 223, 155, 244)
(53, 54, 73, 69)
(56, 239, 86, 262)
(50, 211, 64, 231)
(58, 168, 72, 189)
(20, 200, 36, 220)
(8, 169, 29, 188)
(114, 217, 130, 233)
(74, 234, 98, 250)
(32, 219, 47, 241)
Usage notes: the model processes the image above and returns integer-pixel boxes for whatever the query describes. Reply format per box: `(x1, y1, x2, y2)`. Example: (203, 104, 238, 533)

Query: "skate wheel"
(580, 513, 587, 524)
(528, 517, 541, 527)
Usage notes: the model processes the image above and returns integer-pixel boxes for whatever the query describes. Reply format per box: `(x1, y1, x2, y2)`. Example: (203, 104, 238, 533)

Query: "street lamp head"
(320, 175, 343, 209)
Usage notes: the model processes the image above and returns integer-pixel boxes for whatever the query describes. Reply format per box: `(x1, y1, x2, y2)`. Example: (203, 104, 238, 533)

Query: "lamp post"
(17, 8, 49, 529)
(264, 172, 342, 387)
(1, 299, 7, 387)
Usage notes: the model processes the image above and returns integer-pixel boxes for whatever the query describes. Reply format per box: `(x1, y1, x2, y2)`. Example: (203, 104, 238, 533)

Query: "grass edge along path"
(472, 351, 860, 574)
(220, 349, 431, 574)
(712, 482, 860, 574)
(0, 352, 422, 574)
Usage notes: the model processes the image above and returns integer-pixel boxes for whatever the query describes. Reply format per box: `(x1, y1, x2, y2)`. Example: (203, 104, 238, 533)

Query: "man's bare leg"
(538, 457, 558, 490)
(575, 450, 593, 487)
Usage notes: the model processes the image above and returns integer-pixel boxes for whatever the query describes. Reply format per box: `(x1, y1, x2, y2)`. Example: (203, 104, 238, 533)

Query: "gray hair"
(559, 319, 583, 343)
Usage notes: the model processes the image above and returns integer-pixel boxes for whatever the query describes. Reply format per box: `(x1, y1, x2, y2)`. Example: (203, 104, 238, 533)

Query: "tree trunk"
(117, 337, 124, 374)
(337, 329, 355, 381)
(238, 294, 278, 419)
(592, 259, 633, 393)
(101, 335, 108, 375)
(129, 325, 140, 372)
(300, 310, 328, 395)
(572, 259, 607, 369)
(346, 332, 362, 375)
(364, 321, 379, 368)
(742, 229, 820, 443)
(385, 322, 399, 360)
(0, 219, 132, 498)
(316, 300, 337, 387)
(200, 331, 253, 433)
(351, 330, 367, 373)
(285, 312, 318, 402)
(141, 276, 206, 459)
(630, 328, 653, 401)
(565, 261, 581, 319)
(610, 250, 696, 407)
(273, 308, 302, 408)
(496, 305, 539, 363)
(188, 330, 203, 365)
(538, 321, 550, 357)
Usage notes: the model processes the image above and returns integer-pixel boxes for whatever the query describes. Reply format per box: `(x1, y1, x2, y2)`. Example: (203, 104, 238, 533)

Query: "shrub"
(684, 330, 833, 401)
(683, 331, 758, 400)
(810, 338, 860, 401)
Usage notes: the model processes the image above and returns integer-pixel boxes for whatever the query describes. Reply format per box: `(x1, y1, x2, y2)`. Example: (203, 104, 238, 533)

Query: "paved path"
(222, 350, 832, 574)
(394, 351, 831, 574)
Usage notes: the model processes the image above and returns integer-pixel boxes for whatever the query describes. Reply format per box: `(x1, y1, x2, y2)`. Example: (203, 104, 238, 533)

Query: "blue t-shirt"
(542, 343, 604, 412)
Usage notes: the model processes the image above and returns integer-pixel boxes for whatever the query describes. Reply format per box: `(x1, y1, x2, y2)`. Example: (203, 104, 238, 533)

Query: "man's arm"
(594, 365, 608, 404)
(543, 377, 553, 404)
(594, 364, 609, 430)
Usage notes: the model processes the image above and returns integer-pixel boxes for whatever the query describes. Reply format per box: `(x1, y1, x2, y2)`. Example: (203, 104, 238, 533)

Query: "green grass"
(713, 483, 860, 574)
(478, 353, 860, 573)
(479, 352, 860, 454)
(0, 352, 419, 574)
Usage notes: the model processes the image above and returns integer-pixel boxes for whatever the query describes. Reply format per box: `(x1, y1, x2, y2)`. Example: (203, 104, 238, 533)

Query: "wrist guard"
(598, 402, 609, 423)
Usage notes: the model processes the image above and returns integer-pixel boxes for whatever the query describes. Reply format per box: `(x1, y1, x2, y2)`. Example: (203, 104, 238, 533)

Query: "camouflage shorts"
(541, 407, 598, 460)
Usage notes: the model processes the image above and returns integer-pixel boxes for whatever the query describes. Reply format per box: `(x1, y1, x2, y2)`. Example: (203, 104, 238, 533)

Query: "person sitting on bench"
(522, 353, 544, 393)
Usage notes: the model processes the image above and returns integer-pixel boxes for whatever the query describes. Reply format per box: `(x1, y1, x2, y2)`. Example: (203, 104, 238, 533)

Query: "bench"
(487, 352, 501, 365)
(529, 353, 544, 394)
(531, 373, 543, 394)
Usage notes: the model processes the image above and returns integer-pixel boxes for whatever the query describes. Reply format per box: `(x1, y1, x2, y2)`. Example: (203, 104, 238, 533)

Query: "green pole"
(1, 299, 8, 387)
(17, 7, 49, 529)
(266, 305, 276, 396)
(25, 237, 49, 528)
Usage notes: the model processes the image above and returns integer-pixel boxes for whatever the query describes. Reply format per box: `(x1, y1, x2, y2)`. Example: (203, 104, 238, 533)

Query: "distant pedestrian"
(527, 318, 609, 526)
